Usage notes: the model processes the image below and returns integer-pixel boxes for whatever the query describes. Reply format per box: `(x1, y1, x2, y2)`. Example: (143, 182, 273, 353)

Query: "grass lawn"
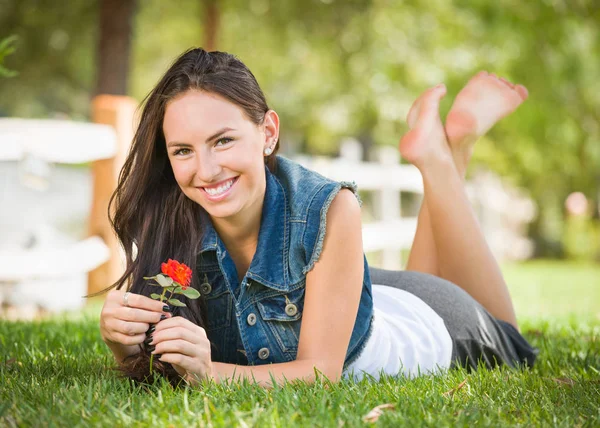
(1, 261, 599, 427)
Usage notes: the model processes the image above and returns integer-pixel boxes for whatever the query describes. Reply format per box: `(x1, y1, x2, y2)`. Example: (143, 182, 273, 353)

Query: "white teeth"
(204, 179, 234, 196)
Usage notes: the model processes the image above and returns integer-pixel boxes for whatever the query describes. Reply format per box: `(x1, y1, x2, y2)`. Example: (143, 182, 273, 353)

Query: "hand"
(100, 289, 171, 347)
(149, 316, 213, 384)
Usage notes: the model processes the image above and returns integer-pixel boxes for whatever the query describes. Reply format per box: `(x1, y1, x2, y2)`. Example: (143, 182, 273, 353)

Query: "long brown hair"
(92, 47, 279, 385)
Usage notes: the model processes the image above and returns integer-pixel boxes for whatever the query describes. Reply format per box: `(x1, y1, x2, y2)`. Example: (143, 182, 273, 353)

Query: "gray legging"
(369, 268, 539, 371)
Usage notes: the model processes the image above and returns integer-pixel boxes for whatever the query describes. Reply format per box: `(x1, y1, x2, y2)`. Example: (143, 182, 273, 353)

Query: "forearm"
(207, 359, 339, 388)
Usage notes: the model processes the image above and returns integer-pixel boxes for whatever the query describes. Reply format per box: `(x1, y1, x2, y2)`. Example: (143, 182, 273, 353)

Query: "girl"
(98, 48, 538, 387)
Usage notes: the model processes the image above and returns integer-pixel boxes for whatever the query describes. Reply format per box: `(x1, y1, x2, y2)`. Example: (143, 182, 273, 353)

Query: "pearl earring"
(264, 146, 273, 156)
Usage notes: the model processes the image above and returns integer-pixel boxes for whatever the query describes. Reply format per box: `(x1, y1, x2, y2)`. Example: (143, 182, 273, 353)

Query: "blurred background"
(0, 0, 598, 319)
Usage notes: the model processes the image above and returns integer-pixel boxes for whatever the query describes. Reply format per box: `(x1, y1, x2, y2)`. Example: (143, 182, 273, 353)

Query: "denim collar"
(198, 166, 290, 291)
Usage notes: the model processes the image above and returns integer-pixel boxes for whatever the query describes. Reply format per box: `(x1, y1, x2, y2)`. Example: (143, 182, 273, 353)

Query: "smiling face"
(163, 90, 278, 225)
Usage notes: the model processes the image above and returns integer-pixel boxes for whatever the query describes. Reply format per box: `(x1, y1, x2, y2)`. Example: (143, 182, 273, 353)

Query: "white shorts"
(343, 284, 453, 381)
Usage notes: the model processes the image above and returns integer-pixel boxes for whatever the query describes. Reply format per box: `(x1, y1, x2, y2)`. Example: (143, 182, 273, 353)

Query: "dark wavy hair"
(91, 47, 279, 385)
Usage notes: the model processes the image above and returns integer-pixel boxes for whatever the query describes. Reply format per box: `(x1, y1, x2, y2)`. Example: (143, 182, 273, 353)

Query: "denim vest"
(195, 156, 374, 369)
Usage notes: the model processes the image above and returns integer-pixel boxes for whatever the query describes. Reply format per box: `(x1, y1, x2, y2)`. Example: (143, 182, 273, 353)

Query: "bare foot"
(399, 84, 454, 171)
(445, 71, 528, 176)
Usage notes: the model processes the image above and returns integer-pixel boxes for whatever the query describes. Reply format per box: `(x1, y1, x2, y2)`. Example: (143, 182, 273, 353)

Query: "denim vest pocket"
(256, 287, 305, 354)
(201, 269, 232, 331)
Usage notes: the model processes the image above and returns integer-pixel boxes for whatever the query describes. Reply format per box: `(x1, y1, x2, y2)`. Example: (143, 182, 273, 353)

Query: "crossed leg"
(401, 72, 528, 330)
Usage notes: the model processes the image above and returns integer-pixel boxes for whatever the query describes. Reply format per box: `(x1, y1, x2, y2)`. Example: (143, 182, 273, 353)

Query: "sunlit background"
(0, 0, 598, 319)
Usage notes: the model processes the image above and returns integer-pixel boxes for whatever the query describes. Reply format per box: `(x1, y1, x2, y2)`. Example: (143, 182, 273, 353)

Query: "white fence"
(296, 140, 536, 270)
(295, 142, 421, 269)
(0, 115, 535, 316)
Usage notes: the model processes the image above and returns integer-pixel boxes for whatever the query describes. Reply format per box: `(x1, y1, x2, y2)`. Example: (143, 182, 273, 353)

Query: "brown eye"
(215, 137, 233, 147)
(174, 148, 191, 156)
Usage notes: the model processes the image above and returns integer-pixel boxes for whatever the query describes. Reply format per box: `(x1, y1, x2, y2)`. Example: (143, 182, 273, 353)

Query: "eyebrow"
(167, 127, 236, 148)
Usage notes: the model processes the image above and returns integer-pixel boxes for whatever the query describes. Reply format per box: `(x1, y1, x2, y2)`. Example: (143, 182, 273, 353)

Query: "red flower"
(161, 259, 192, 289)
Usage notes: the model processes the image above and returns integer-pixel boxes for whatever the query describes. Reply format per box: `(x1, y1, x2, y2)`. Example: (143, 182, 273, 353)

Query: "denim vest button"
(200, 283, 212, 295)
(258, 347, 270, 360)
(247, 313, 257, 326)
(285, 303, 298, 317)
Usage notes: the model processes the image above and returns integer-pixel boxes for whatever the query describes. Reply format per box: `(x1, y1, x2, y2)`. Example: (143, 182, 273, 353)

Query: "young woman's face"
(163, 90, 278, 222)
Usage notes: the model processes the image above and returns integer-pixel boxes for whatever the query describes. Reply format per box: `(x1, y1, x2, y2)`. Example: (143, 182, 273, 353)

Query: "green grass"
(1, 261, 599, 427)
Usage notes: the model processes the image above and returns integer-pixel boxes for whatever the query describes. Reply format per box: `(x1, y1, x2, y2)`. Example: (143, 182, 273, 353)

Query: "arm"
(207, 189, 365, 388)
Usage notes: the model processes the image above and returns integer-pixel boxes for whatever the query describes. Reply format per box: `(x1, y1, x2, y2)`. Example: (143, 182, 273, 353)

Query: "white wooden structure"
(0, 95, 137, 316)
(0, 109, 534, 316)
(295, 141, 422, 269)
(0, 119, 116, 313)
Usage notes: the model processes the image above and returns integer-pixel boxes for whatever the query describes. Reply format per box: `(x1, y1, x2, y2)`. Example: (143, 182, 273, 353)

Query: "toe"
(515, 84, 529, 100)
(499, 77, 516, 89)
(406, 97, 423, 128)
(417, 85, 446, 119)
(407, 85, 444, 127)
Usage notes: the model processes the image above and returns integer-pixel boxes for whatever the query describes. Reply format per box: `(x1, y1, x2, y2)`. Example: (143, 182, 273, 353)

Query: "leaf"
(181, 287, 200, 299)
(442, 378, 468, 397)
(142, 276, 156, 280)
(362, 404, 395, 423)
(156, 274, 173, 287)
(167, 298, 186, 307)
(0, 35, 18, 52)
(0, 65, 18, 78)
(150, 293, 161, 300)
(551, 377, 576, 387)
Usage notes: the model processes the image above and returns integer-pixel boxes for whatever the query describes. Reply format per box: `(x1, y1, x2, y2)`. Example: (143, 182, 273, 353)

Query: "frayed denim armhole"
(342, 313, 375, 371)
(302, 180, 361, 275)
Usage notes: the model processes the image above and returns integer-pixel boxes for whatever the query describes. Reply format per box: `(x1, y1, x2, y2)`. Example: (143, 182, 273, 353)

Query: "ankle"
(451, 148, 471, 180)
(418, 153, 457, 179)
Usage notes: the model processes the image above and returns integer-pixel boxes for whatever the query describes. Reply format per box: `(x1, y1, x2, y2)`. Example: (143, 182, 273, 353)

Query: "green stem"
(150, 288, 168, 377)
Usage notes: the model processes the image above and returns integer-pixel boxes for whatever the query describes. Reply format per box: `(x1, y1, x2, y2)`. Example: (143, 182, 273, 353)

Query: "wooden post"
(87, 95, 138, 298)
(373, 146, 402, 270)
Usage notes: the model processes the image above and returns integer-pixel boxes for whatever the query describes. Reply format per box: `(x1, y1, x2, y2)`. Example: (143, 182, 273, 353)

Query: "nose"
(195, 151, 222, 184)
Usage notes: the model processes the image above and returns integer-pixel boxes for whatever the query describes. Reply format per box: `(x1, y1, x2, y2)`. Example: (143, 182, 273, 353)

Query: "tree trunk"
(95, 0, 137, 96)
(203, 0, 220, 51)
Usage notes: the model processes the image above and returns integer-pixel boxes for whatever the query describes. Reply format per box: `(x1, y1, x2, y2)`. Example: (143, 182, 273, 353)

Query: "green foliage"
(0, 35, 18, 77)
(0, 0, 598, 254)
(1, 261, 599, 425)
(562, 216, 600, 262)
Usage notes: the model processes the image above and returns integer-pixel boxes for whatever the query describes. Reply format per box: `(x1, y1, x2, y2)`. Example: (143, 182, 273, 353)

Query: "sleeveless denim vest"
(195, 156, 374, 369)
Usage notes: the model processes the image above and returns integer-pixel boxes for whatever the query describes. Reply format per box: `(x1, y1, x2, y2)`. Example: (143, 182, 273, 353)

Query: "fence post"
(373, 146, 402, 269)
(87, 95, 137, 298)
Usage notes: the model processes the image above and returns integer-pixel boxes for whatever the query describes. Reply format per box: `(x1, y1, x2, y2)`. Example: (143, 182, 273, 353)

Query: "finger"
(112, 319, 152, 336)
(157, 352, 191, 368)
(153, 339, 198, 358)
(153, 316, 203, 334)
(111, 332, 146, 346)
(121, 291, 172, 314)
(116, 306, 170, 324)
(149, 325, 205, 346)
